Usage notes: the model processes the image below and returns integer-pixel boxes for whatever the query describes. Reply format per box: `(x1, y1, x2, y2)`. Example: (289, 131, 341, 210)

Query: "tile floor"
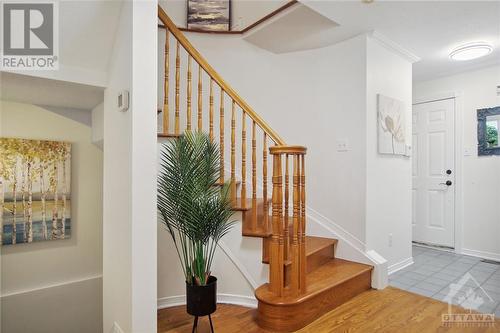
(389, 245, 500, 316)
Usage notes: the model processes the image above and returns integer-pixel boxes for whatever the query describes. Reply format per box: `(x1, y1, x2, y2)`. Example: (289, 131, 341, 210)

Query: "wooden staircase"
(157, 6, 373, 332)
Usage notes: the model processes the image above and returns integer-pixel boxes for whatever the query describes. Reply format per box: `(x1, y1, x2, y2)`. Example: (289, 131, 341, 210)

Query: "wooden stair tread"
(157, 133, 182, 138)
(242, 224, 272, 238)
(300, 236, 336, 261)
(255, 258, 372, 305)
(231, 198, 270, 212)
(216, 180, 241, 186)
(262, 236, 337, 265)
(283, 236, 336, 266)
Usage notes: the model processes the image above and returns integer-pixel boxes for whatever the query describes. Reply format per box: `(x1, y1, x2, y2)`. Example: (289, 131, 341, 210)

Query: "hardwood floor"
(158, 287, 500, 333)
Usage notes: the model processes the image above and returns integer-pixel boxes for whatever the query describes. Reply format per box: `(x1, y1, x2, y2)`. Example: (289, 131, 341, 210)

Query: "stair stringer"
(306, 207, 388, 289)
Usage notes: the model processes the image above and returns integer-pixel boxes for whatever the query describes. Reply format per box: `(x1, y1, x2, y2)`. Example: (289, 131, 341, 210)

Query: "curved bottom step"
(255, 258, 372, 332)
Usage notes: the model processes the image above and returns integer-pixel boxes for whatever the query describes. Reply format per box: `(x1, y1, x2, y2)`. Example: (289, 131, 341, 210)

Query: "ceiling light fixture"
(449, 42, 493, 61)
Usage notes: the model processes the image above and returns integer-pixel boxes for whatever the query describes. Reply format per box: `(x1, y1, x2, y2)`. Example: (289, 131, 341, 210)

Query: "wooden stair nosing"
(242, 227, 272, 238)
(240, 199, 271, 237)
(157, 133, 182, 138)
(231, 198, 270, 212)
(255, 261, 372, 332)
(255, 258, 373, 306)
(262, 236, 337, 265)
(215, 180, 241, 187)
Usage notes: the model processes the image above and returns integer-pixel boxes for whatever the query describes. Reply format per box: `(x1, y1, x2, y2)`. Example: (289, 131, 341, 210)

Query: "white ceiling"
(244, 1, 500, 82)
(244, 4, 341, 53)
(302, 0, 500, 82)
(59, 0, 122, 73)
(0, 72, 104, 110)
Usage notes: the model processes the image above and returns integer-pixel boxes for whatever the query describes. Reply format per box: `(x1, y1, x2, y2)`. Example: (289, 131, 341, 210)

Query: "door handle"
(439, 180, 452, 186)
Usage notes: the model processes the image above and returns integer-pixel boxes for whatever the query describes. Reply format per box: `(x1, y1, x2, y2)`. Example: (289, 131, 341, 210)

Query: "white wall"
(414, 66, 500, 260)
(184, 32, 370, 242)
(103, 1, 157, 332)
(92, 102, 104, 149)
(103, 3, 133, 330)
(0, 101, 103, 333)
(365, 37, 413, 270)
(131, 1, 158, 332)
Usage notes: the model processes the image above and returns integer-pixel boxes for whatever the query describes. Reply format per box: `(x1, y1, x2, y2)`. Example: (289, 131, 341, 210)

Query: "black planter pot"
(186, 275, 217, 316)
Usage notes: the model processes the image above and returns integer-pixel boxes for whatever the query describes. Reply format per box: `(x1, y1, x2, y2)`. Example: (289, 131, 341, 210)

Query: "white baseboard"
(461, 248, 500, 262)
(388, 257, 414, 275)
(218, 293, 257, 308)
(158, 295, 186, 309)
(158, 293, 257, 310)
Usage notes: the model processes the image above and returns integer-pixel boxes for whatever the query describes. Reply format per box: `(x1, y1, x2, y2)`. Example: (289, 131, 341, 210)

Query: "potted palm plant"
(157, 131, 235, 331)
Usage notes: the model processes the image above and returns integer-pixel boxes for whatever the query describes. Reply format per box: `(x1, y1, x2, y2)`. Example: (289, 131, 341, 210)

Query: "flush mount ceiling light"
(450, 43, 493, 61)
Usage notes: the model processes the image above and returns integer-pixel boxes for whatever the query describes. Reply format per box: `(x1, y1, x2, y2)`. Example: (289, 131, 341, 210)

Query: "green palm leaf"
(158, 131, 235, 285)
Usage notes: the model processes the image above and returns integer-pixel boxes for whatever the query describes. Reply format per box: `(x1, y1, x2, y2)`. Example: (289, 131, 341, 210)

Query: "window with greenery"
(486, 121, 499, 148)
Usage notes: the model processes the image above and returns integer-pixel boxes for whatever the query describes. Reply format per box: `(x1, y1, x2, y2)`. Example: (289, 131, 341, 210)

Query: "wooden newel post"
(269, 145, 306, 297)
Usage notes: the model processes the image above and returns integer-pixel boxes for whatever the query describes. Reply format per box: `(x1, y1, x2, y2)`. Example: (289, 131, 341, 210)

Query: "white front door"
(412, 98, 455, 248)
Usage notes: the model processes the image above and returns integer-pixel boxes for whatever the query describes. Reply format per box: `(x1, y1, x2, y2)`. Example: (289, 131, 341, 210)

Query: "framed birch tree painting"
(377, 94, 406, 155)
(0, 138, 71, 245)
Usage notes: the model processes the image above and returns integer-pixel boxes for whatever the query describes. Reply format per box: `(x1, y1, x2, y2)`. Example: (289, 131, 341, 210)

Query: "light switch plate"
(336, 139, 350, 152)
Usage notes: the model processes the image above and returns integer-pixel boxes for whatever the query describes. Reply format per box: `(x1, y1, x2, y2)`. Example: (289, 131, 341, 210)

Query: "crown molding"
(369, 31, 421, 63)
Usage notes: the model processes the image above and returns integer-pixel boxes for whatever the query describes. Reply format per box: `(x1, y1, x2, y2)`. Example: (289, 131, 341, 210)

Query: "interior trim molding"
(9, 64, 108, 88)
(388, 257, 414, 275)
(158, 293, 258, 310)
(0, 274, 103, 298)
(369, 31, 421, 63)
(461, 248, 500, 262)
(112, 322, 125, 333)
(413, 91, 458, 105)
(159, 0, 299, 35)
(306, 207, 366, 252)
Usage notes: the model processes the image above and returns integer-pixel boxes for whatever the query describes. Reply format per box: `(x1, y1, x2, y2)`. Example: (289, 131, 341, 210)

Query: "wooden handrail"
(269, 146, 307, 155)
(158, 5, 286, 145)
